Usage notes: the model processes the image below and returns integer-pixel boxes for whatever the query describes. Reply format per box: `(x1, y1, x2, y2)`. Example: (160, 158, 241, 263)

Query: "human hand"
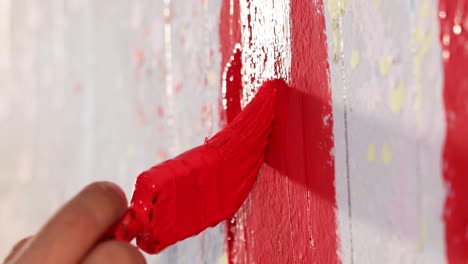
(3, 182, 146, 264)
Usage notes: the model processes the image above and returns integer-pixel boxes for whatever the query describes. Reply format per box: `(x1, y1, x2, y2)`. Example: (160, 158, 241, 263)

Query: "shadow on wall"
(241, 81, 444, 260)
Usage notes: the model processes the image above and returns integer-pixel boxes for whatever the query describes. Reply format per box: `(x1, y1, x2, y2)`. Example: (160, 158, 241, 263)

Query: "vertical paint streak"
(219, 0, 241, 126)
(219, 0, 242, 262)
(284, 0, 339, 262)
(219, 0, 337, 263)
(439, 0, 468, 263)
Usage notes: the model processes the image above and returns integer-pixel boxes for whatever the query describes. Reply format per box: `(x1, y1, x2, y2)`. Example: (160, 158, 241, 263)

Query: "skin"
(3, 182, 146, 264)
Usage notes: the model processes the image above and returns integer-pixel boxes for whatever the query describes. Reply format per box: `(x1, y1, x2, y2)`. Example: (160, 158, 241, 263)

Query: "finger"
(17, 182, 128, 264)
(3, 236, 32, 263)
(82, 241, 146, 264)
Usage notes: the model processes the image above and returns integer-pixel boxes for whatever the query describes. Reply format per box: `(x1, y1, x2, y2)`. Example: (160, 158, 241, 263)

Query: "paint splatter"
(381, 143, 391, 165)
(207, 70, 217, 86)
(390, 81, 405, 114)
(417, 216, 426, 252)
(327, 0, 348, 63)
(127, 145, 136, 158)
(411, 2, 432, 124)
(134, 47, 145, 68)
(367, 144, 375, 162)
(156, 105, 164, 118)
(350, 49, 360, 70)
(379, 55, 392, 76)
(373, 0, 381, 10)
(136, 104, 147, 125)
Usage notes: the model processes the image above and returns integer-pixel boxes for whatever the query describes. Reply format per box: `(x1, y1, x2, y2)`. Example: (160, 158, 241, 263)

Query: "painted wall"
(1, 0, 467, 263)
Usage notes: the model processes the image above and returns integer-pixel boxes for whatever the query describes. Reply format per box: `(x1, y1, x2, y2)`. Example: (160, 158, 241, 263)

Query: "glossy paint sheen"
(220, 0, 338, 263)
(439, 0, 468, 262)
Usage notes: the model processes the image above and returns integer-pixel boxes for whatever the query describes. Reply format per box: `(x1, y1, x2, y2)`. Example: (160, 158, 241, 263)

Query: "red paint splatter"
(156, 105, 165, 118)
(137, 103, 147, 125)
(134, 47, 145, 68)
(143, 25, 151, 38)
(439, 1, 468, 263)
(156, 148, 168, 161)
(175, 83, 183, 94)
(72, 81, 82, 95)
(219, 0, 338, 263)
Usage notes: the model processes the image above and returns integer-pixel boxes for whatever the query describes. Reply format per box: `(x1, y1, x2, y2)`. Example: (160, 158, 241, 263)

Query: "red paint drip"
(223, 47, 243, 123)
(218, 0, 241, 126)
(439, 1, 468, 263)
(219, 0, 338, 263)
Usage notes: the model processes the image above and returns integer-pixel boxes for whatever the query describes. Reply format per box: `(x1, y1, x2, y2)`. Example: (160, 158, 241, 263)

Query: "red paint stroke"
(219, 0, 242, 126)
(439, 1, 468, 263)
(110, 80, 278, 254)
(224, 47, 243, 123)
(219, 0, 338, 263)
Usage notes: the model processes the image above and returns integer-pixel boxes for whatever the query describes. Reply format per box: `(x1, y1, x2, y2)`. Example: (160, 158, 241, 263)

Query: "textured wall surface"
(0, 0, 225, 263)
(1, 0, 467, 263)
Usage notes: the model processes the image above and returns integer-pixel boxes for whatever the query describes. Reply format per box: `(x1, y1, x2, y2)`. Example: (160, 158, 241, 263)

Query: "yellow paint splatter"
(381, 143, 392, 165)
(417, 216, 426, 252)
(219, 251, 228, 264)
(379, 55, 392, 76)
(350, 49, 360, 70)
(207, 70, 217, 86)
(327, 0, 348, 63)
(374, 0, 381, 10)
(367, 144, 375, 162)
(127, 145, 136, 158)
(390, 81, 405, 114)
(411, 0, 432, 124)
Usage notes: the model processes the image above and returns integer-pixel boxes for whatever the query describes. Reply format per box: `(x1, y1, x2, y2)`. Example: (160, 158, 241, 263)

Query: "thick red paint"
(218, 0, 243, 261)
(439, 1, 468, 263)
(223, 47, 243, 123)
(219, 0, 242, 125)
(219, 1, 338, 263)
(110, 80, 278, 254)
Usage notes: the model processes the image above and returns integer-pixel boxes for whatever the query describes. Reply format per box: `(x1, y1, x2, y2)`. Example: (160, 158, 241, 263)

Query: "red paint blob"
(439, 1, 468, 263)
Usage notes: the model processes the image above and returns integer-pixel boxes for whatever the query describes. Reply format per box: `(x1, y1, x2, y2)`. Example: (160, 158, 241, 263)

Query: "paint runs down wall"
(1, 0, 467, 263)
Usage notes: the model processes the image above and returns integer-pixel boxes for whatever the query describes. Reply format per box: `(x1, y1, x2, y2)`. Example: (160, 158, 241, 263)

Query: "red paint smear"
(218, 0, 242, 261)
(439, 1, 468, 263)
(136, 103, 147, 125)
(219, 0, 338, 263)
(134, 47, 145, 68)
(224, 47, 243, 123)
(175, 83, 183, 94)
(156, 105, 165, 118)
(219, 0, 241, 126)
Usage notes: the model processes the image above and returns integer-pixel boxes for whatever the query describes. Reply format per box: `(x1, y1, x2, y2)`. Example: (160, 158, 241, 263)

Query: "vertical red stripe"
(439, 1, 468, 263)
(219, 0, 338, 263)
(218, 1, 242, 262)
